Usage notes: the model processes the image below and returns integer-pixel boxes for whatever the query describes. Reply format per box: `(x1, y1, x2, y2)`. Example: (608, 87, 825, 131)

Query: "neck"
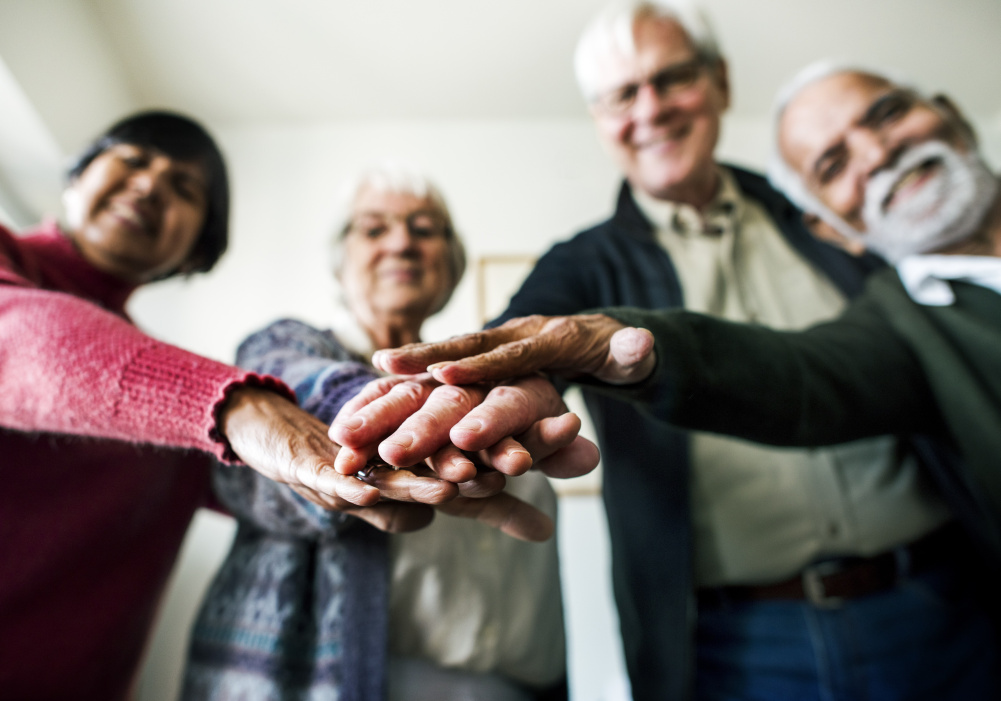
(641, 169, 721, 212)
(357, 310, 423, 351)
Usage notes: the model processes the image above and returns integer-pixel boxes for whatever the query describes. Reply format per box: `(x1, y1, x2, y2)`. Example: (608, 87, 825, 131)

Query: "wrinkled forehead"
(777, 71, 895, 176)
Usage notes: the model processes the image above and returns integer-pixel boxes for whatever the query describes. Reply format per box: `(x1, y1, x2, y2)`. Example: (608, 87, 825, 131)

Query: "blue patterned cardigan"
(182, 319, 389, 701)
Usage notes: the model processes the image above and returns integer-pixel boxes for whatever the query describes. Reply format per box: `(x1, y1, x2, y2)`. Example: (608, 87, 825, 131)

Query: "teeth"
(884, 159, 937, 209)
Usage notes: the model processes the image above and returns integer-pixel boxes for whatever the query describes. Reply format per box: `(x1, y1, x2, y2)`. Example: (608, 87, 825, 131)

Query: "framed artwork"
(475, 254, 537, 326)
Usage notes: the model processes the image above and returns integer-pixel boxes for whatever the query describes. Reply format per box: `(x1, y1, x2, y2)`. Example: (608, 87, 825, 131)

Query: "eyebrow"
(808, 88, 907, 182)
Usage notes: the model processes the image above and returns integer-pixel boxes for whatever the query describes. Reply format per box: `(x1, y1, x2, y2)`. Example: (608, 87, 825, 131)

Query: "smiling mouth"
(109, 201, 156, 238)
(882, 157, 941, 212)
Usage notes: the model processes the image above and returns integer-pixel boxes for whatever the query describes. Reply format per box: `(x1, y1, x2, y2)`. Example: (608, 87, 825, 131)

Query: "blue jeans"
(695, 562, 1000, 701)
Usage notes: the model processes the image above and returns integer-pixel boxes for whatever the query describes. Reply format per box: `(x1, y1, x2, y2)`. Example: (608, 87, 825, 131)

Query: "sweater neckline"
(30, 220, 139, 314)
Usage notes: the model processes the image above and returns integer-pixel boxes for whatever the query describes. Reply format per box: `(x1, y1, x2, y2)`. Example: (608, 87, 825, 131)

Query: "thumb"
(601, 327, 656, 384)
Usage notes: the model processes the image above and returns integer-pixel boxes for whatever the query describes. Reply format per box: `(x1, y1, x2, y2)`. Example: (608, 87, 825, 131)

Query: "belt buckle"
(802, 561, 845, 609)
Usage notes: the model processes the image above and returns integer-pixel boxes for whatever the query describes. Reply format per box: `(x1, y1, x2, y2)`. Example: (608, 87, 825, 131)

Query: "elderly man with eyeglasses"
(371, 3, 982, 700)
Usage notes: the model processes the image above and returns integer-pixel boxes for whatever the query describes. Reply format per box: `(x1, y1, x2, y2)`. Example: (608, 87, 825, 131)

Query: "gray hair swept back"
(574, 0, 722, 103)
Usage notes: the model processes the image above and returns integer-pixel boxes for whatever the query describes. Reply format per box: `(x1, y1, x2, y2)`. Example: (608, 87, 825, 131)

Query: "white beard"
(859, 140, 998, 263)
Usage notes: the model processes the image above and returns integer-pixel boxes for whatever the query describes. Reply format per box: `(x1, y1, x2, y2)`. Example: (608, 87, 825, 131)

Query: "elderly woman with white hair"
(180, 164, 569, 701)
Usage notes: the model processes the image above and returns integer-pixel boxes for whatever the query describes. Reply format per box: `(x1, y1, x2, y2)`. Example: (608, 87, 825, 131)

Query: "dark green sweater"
(602, 267, 1001, 556)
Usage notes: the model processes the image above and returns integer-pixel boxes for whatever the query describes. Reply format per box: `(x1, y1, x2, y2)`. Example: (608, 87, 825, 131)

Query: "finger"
(342, 502, 437, 533)
(512, 413, 581, 462)
(357, 466, 459, 505)
(333, 443, 378, 475)
(436, 492, 555, 542)
(330, 376, 438, 448)
(449, 376, 565, 452)
(456, 470, 507, 498)
(372, 320, 541, 375)
(335, 375, 411, 420)
(378, 384, 489, 467)
(477, 436, 534, 476)
(426, 444, 478, 483)
(601, 327, 656, 384)
(533, 436, 601, 479)
(289, 483, 354, 511)
(301, 465, 381, 507)
(426, 337, 560, 386)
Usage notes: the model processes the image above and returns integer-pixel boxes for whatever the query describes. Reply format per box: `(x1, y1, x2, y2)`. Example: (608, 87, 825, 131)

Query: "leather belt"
(697, 524, 960, 609)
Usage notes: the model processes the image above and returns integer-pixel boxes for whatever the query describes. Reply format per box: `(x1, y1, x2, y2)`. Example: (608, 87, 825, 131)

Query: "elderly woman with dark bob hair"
(182, 164, 574, 701)
(0, 114, 548, 699)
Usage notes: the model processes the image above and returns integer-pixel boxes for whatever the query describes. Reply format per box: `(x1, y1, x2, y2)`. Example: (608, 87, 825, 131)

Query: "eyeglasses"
(346, 210, 448, 241)
(592, 56, 709, 115)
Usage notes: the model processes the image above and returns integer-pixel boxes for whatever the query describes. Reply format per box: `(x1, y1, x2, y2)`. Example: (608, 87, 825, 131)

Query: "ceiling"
(1, 0, 1000, 221)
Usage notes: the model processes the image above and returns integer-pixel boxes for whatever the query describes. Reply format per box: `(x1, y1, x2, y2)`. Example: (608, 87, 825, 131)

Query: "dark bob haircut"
(66, 110, 230, 276)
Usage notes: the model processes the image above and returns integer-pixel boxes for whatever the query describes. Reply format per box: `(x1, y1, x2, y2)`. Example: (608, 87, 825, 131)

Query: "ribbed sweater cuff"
(115, 342, 295, 461)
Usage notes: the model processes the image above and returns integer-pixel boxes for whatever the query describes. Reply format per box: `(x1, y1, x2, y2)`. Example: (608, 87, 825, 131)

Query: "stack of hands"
(318, 314, 657, 541)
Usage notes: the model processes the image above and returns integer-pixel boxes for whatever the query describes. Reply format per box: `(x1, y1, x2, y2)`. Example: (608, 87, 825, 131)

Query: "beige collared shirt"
(329, 309, 566, 688)
(634, 168, 951, 587)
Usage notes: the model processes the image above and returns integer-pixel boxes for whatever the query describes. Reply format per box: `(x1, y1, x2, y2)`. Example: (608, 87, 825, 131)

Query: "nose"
(631, 82, 671, 122)
(847, 127, 895, 177)
(381, 221, 419, 253)
(127, 158, 172, 200)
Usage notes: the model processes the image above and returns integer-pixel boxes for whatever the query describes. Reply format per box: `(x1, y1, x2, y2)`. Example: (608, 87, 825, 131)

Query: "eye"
(407, 214, 443, 239)
(867, 93, 912, 127)
(119, 151, 151, 169)
(172, 175, 205, 204)
(600, 83, 639, 112)
(652, 62, 701, 94)
(817, 153, 847, 185)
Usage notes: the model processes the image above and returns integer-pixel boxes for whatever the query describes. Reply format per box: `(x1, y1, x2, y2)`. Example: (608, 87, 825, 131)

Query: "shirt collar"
(631, 167, 743, 238)
(896, 254, 1001, 305)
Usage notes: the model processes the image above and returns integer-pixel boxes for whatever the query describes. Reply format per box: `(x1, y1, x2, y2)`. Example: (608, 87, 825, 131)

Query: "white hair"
(330, 161, 467, 312)
(573, 0, 721, 102)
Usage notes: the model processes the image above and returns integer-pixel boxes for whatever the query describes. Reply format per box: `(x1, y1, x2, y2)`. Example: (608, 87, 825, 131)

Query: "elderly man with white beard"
(340, 61, 1001, 700)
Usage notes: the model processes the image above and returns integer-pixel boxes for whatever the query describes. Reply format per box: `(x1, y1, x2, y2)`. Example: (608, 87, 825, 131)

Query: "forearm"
(596, 305, 938, 446)
(0, 285, 290, 458)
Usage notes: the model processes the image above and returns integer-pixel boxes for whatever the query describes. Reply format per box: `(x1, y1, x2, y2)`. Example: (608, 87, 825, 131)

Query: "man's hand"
(371, 314, 656, 386)
(331, 374, 600, 480)
(218, 386, 556, 541)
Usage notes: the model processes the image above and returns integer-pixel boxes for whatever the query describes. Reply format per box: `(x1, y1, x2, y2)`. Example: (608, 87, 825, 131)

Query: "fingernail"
(454, 418, 483, 433)
(385, 431, 415, 449)
(337, 416, 364, 431)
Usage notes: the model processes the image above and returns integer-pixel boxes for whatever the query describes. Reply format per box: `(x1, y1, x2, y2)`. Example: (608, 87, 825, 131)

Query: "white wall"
(133, 118, 629, 701)
(124, 110, 1001, 700)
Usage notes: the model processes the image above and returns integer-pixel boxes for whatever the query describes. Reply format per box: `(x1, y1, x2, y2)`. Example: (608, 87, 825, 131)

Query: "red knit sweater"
(0, 222, 291, 700)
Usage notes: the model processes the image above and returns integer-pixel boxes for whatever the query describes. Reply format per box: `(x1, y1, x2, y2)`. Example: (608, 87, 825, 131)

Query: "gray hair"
(330, 162, 467, 312)
(574, 0, 722, 103)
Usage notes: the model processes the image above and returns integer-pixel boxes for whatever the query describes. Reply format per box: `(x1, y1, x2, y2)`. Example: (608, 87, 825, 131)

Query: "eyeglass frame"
(342, 208, 452, 242)
(589, 54, 718, 115)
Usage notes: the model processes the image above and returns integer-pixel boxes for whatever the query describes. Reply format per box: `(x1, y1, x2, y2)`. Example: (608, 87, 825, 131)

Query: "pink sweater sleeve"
(0, 283, 292, 460)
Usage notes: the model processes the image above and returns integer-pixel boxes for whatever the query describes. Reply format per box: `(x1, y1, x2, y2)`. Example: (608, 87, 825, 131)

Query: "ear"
(802, 212, 867, 257)
(712, 57, 730, 110)
(931, 94, 979, 146)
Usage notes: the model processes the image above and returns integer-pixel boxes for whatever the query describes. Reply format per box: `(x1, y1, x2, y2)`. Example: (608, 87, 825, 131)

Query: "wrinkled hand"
(372, 314, 656, 387)
(219, 387, 555, 541)
(331, 373, 599, 480)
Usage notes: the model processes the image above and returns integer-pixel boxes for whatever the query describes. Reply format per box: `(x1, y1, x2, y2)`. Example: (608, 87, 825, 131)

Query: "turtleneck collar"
(22, 220, 140, 315)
